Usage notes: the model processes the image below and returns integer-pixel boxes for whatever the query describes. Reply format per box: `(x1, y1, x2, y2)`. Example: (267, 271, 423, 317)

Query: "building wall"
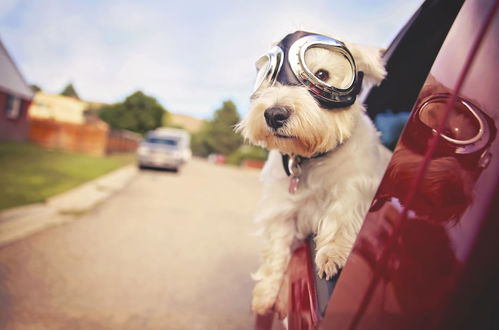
(29, 92, 89, 124)
(0, 90, 31, 141)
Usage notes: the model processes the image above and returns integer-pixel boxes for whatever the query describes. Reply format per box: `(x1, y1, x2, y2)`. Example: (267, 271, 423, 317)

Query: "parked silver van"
(137, 128, 191, 172)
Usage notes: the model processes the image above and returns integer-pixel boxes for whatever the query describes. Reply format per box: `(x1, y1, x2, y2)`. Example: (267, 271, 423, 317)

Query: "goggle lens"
(419, 96, 483, 144)
(303, 46, 356, 90)
(253, 55, 271, 93)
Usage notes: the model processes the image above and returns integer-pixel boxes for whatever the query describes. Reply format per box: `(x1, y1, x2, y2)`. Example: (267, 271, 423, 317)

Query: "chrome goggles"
(252, 31, 364, 109)
(403, 93, 496, 170)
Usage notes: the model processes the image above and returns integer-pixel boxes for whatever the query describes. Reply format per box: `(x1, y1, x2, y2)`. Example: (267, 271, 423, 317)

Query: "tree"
(30, 84, 42, 93)
(60, 83, 79, 99)
(98, 91, 167, 135)
(191, 123, 214, 157)
(191, 100, 243, 157)
(161, 111, 172, 127)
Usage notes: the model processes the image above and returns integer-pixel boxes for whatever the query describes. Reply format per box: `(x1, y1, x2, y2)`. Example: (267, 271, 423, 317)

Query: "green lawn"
(0, 142, 135, 210)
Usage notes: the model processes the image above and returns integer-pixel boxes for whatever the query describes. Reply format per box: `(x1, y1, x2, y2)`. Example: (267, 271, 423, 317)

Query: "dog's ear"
(346, 42, 386, 86)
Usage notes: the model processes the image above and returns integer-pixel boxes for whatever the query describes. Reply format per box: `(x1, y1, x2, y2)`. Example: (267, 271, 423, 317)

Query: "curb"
(0, 164, 138, 247)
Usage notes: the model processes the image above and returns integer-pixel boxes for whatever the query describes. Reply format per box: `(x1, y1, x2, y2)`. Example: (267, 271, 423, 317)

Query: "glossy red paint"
(287, 242, 320, 329)
(255, 311, 278, 330)
(255, 242, 320, 330)
(321, 0, 499, 329)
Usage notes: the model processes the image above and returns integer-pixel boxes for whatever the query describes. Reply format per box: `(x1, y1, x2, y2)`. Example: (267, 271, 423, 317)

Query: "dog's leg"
(314, 179, 376, 279)
(252, 219, 296, 315)
(314, 222, 356, 280)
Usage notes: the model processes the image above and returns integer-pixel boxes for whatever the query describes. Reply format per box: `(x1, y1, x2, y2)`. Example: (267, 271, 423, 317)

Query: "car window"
(147, 137, 178, 147)
(365, 0, 465, 150)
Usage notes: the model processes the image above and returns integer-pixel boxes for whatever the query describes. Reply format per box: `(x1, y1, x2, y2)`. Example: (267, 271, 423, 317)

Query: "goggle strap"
(354, 71, 364, 95)
(315, 71, 364, 109)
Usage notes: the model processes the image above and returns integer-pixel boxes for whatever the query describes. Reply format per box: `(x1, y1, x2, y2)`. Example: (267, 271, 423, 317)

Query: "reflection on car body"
(322, 0, 499, 329)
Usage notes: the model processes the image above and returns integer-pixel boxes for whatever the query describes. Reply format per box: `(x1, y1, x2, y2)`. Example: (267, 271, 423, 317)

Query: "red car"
(256, 0, 499, 329)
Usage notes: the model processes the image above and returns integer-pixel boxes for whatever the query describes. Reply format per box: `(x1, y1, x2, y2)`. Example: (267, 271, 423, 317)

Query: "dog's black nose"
(264, 107, 291, 129)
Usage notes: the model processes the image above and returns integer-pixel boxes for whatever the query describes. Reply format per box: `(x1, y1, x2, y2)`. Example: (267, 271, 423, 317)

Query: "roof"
(151, 127, 190, 138)
(0, 38, 34, 100)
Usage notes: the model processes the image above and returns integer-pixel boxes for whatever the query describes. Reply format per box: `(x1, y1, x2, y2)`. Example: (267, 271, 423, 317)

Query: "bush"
(226, 145, 268, 166)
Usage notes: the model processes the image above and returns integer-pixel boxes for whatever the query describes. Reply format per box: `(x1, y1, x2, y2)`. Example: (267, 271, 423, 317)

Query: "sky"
(0, 0, 422, 119)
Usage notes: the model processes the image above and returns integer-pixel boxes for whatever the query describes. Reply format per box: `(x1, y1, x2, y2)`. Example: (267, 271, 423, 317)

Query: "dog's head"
(237, 31, 386, 157)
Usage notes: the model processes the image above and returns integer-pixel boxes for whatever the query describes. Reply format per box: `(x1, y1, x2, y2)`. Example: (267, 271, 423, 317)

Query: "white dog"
(236, 31, 392, 315)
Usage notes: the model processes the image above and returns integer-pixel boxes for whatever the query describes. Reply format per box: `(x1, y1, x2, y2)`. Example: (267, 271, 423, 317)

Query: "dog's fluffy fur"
(237, 32, 392, 314)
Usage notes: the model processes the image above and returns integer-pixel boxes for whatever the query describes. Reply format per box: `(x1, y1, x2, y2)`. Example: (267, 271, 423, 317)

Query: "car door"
(321, 1, 498, 329)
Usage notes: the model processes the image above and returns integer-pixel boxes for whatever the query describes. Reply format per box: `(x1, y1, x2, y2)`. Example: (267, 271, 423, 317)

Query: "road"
(0, 159, 263, 329)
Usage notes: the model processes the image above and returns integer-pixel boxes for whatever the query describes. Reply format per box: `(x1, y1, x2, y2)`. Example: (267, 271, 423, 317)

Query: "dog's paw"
(252, 279, 280, 315)
(315, 245, 348, 280)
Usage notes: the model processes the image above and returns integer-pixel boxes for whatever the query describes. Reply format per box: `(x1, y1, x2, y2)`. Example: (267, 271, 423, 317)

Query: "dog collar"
(281, 152, 327, 176)
(281, 152, 330, 194)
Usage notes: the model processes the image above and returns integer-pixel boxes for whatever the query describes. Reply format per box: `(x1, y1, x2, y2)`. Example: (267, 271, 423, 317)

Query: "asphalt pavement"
(0, 158, 263, 329)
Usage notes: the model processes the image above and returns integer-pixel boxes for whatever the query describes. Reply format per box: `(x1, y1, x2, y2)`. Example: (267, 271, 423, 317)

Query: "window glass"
(5, 95, 22, 119)
(146, 137, 178, 147)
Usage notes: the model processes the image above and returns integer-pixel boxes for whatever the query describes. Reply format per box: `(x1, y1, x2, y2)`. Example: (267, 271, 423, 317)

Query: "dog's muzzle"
(251, 31, 364, 109)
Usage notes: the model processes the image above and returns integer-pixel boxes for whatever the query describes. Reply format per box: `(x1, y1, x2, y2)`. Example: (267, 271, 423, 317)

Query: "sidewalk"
(0, 165, 138, 247)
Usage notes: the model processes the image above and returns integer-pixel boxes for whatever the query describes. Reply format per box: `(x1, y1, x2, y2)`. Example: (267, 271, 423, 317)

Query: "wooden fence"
(29, 118, 140, 156)
(106, 129, 141, 154)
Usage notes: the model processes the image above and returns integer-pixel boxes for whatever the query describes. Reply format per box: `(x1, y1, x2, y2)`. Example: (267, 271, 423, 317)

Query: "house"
(29, 92, 94, 124)
(28, 92, 140, 156)
(0, 38, 34, 141)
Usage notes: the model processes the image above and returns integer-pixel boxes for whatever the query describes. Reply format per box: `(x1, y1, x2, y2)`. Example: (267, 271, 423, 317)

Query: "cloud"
(0, 0, 21, 19)
(0, 0, 422, 118)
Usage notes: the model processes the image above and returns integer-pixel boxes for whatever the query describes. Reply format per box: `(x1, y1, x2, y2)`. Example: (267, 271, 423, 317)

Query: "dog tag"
(287, 155, 302, 194)
(289, 176, 300, 194)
